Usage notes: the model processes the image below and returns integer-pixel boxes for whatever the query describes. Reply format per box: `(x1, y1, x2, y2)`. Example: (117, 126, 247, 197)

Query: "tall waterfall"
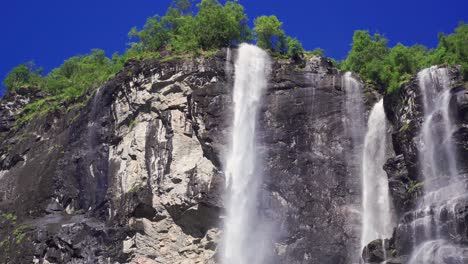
(408, 66, 466, 263)
(342, 71, 366, 263)
(361, 99, 394, 250)
(418, 67, 461, 202)
(222, 43, 271, 264)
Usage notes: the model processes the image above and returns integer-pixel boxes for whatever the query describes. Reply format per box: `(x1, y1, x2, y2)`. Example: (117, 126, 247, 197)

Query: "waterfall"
(222, 43, 271, 264)
(361, 99, 394, 251)
(343, 72, 366, 147)
(418, 67, 462, 203)
(342, 71, 367, 263)
(408, 66, 466, 263)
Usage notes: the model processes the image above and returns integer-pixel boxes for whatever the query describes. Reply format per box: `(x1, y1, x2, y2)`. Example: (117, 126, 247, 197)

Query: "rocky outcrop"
(0, 50, 376, 264)
(0, 55, 228, 264)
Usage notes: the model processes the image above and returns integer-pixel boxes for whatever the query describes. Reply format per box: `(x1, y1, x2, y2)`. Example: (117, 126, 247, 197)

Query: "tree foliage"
(3, 62, 42, 92)
(128, 0, 252, 55)
(129, 16, 168, 52)
(5, 0, 466, 127)
(194, 0, 250, 49)
(286, 37, 304, 60)
(42, 49, 122, 99)
(342, 23, 468, 93)
(253, 15, 286, 53)
(342, 30, 389, 86)
(426, 22, 468, 79)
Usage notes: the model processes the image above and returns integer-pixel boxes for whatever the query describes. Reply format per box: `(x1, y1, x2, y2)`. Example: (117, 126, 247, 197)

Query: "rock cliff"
(2, 49, 466, 264)
(0, 50, 376, 264)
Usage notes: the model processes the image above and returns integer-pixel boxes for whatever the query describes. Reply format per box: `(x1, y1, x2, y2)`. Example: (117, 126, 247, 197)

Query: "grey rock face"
(362, 239, 393, 264)
(0, 51, 369, 264)
(260, 60, 363, 264)
(0, 55, 227, 264)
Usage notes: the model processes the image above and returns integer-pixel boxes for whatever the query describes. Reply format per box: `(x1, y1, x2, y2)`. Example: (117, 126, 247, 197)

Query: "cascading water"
(343, 72, 366, 147)
(342, 71, 367, 263)
(222, 43, 271, 264)
(361, 99, 394, 253)
(408, 66, 467, 264)
(418, 67, 462, 202)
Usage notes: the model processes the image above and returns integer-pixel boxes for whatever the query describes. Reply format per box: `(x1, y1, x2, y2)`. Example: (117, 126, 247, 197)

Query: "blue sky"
(1, 0, 467, 96)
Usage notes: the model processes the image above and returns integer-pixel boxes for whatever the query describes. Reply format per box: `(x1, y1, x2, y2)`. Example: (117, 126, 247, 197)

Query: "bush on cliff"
(3, 62, 43, 92)
(342, 22, 467, 93)
(128, 0, 252, 55)
(426, 22, 468, 80)
(3, 0, 308, 101)
(42, 49, 121, 100)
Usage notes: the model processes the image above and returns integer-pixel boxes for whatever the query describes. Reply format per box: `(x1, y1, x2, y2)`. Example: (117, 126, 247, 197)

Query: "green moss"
(128, 182, 142, 193)
(0, 213, 16, 223)
(159, 52, 192, 62)
(14, 97, 60, 128)
(0, 222, 32, 253)
(399, 122, 410, 132)
(13, 225, 31, 244)
(0, 239, 7, 249)
(408, 181, 424, 194)
(66, 100, 87, 113)
(199, 49, 219, 58)
(129, 118, 137, 130)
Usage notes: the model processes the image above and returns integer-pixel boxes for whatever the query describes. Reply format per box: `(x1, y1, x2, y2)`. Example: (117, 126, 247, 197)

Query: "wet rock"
(383, 155, 415, 215)
(362, 239, 393, 264)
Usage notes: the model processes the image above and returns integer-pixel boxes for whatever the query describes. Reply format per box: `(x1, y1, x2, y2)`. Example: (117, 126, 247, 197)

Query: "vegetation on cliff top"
(342, 22, 468, 93)
(1, 0, 467, 122)
(3, 0, 305, 114)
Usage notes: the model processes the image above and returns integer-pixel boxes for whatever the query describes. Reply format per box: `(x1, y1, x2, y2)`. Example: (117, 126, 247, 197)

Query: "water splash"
(409, 240, 466, 264)
(222, 43, 271, 264)
(361, 99, 394, 251)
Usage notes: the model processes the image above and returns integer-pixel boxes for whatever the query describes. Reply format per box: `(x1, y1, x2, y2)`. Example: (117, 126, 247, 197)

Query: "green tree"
(253, 15, 287, 53)
(43, 49, 120, 99)
(3, 62, 43, 92)
(286, 37, 304, 60)
(193, 0, 251, 50)
(128, 15, 168, 52)
(168, 15, 199, 52)
(223, 0, 252, 44)
(162, 0, 193, 34)
(342, 30, 389, 86)
(129, 0, 251, 54)
(172, 0, 193, 14)
(427, 22, 468, 79)
(382, 43, 428, 92)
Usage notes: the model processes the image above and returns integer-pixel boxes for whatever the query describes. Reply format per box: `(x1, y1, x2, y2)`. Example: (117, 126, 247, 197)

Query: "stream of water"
(222, 43, 271, 264)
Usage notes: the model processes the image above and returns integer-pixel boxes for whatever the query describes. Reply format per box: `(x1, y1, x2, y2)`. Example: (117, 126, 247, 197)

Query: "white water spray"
(418, 67, 462, 203)
(408, 66, 466, 263)
(222, 43, 271, 264)
(342, 72, 367, 263)
(361, 99, 394, 251)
